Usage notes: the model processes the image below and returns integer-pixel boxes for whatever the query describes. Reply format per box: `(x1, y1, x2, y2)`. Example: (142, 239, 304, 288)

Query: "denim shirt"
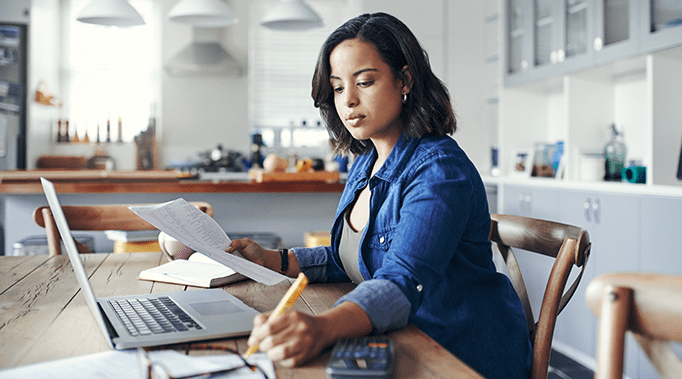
(293, 134, 531, 378)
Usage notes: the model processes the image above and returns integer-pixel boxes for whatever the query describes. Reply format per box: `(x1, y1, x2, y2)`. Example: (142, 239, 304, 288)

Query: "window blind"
(250, 0, 347, 129)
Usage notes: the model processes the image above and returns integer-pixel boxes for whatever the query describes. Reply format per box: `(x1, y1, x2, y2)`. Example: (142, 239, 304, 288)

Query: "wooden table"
(0, 253, 483, 378)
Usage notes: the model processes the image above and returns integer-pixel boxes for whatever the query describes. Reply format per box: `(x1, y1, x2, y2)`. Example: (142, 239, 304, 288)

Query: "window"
(60, 0, 161, 143)
(249, 0, 346, 154)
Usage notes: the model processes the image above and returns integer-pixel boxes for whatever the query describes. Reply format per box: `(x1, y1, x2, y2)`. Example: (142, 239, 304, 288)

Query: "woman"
(228, 12, 532, 378)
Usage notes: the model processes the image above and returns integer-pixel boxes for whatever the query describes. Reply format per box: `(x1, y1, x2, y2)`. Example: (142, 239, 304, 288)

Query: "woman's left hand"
(247, 310, 332, 367)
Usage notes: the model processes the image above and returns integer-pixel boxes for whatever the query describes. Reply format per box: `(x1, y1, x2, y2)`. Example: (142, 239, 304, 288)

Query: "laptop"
(40, 177, 260, 350)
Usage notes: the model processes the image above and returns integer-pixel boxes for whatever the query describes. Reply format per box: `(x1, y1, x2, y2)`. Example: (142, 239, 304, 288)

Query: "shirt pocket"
(366, 227, 395, 251)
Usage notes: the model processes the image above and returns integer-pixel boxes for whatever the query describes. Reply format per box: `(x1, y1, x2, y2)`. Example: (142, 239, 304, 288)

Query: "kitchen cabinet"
(498, 47, 682, 187)
(556, 189, 641, 376)
(501, 184, 559, 220)
(499, 184, 560, 333)
(504, 0, 649, 87)
(593, 0, 640, 65)
(640, 0, 682, 53)
(497, 181, 682, 376)
(639, 196, 682, 275)
(499, 0, 682, 188)
(638, 195, 682, 377)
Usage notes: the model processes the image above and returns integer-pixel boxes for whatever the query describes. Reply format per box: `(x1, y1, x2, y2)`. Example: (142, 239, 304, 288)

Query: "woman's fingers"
(247, 311, 326, 367)
(225, 238, 251, 253)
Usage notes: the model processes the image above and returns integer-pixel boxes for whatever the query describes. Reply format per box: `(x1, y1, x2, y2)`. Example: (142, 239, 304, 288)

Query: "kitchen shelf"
(499, 45, 682, 187)
(499, 1, 682, 189)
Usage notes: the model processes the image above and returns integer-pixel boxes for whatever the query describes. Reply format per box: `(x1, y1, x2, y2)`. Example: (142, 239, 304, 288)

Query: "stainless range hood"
(165, 27, 243, 77)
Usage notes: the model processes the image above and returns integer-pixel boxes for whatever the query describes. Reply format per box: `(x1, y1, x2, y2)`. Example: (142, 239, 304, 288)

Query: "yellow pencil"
(243, 272, 309, 358)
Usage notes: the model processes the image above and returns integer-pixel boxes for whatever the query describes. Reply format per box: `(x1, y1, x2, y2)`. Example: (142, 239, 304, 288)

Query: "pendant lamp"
(77, 0, 145, 26)
(260, 0, 324, 31)
(168, 0, 238, 28)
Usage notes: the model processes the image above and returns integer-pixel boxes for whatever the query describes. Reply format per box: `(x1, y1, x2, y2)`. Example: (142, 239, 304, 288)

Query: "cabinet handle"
(519, 194, 531, 214)
(584, 199, 592, 223)
(550, 50, 557, 64)
(521, 60, 528, 71)
(593, 199, 601, 225)
(594, 37, 603, 52)
(557, 49, 565, 63)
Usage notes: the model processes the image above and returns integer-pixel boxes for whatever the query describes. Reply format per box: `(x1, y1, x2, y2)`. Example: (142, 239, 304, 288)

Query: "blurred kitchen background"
(0, 0, 494, 176)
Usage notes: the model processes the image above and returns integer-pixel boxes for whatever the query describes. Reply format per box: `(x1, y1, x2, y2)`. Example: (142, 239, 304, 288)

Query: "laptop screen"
(40, 177, 114, 348)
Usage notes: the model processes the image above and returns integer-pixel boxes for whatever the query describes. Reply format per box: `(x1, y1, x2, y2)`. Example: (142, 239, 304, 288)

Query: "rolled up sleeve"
(335, 279, 411, 333)
(293, 246, 328, 283)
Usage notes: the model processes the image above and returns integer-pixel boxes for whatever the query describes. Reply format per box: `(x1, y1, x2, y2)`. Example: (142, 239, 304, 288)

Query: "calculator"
(326, 336, 395, 379)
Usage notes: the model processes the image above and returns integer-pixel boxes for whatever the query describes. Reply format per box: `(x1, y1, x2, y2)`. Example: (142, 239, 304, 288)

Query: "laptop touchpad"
(189, 300, 245, 316)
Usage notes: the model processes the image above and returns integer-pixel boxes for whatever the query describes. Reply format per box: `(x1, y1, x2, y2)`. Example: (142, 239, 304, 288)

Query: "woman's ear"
(401, 65, 413, 94)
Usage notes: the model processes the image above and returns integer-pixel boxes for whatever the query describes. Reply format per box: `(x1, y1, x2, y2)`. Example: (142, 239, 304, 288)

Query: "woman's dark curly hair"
(312, 12, 456, 155)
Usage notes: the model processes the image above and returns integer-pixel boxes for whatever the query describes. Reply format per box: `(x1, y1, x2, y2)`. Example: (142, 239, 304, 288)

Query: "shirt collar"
(371, 132, 420, 182)
(348, 133, 420, 186)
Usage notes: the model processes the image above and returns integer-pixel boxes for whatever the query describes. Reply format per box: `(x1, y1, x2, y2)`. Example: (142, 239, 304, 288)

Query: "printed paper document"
(129, 199, 287, 286)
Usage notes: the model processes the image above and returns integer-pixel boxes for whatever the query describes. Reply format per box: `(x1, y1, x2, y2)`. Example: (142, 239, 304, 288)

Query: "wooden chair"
(33, 202, 213, 256)
(489, 214, 591, 379)
(585, 272, 682, 379)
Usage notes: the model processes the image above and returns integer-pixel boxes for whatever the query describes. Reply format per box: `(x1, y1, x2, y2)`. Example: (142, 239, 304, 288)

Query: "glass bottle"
(603, 124, 627, 181)
(251, 133, 264, 169)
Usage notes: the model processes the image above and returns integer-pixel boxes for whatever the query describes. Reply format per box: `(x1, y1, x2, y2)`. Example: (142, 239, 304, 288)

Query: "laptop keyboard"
(108, 297, 203, 337)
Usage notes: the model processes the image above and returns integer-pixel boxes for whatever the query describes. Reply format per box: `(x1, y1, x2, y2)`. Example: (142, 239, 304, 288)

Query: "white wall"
(445, 2, 489, 174)
(160, 0, 250, 166)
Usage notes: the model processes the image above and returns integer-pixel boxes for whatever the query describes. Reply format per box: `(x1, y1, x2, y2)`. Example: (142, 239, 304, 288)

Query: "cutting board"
(249, 169, 340, 183)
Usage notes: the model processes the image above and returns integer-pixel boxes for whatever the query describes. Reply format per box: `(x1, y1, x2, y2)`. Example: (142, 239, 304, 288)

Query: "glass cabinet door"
(641, 0, 682, 52)
(507, 0, 528, 75)
(650, 0, 682, 33)
(534, 0, 555, 68)
(602, 0, 629, 47)
(543, 0, 594, 75)
(593, 0, 639, 64)
(564, 0, 589, 60)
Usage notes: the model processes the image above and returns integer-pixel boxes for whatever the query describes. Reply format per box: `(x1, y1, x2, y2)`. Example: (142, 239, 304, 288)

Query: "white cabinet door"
(557, 190, 641, 376)
(500, 185, 561, 343)
(501, 184, 559, 220)
(638, 195, 682, 378)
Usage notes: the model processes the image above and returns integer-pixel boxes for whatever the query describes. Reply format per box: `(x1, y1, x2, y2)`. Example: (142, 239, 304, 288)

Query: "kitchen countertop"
(0, 170, 346, 194)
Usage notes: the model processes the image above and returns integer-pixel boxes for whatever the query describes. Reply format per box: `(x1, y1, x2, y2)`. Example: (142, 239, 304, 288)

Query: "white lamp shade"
(168, 0, 238, 28)
(77, 0, 145, 26)
(261, 0, 324, 31)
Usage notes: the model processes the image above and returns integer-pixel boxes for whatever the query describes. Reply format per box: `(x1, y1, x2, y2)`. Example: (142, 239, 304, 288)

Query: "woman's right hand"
(226, 238, 271, 267)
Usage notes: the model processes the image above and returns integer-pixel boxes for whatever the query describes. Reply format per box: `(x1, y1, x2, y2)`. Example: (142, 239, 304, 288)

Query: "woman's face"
(329, 38, 408, 146)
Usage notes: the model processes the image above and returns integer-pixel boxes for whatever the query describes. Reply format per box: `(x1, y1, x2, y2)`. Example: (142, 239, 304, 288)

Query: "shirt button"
(379, 236, 385, 244)
(416, 284, 423, 292)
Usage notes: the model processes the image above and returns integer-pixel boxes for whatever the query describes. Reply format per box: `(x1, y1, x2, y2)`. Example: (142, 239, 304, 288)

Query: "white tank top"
(339, 212, 366, 284)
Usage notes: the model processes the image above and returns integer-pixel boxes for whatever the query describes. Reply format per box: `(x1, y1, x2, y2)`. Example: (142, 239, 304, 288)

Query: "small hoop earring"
(402, 93, 408, 104)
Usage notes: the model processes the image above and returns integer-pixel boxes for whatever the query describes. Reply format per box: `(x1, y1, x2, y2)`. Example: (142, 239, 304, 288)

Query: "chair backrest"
(33, 202, 213, 256)
(585, 272, 682, 379)
(489, 214, 591, 379)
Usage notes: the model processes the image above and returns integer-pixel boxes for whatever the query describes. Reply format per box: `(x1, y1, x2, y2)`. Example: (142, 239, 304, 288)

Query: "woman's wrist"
(263, 249, 300, 277)
(319, 301, 373, 344)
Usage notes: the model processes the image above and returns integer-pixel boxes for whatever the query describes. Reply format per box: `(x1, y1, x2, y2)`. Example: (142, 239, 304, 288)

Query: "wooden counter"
(0, 170, 346, 194)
